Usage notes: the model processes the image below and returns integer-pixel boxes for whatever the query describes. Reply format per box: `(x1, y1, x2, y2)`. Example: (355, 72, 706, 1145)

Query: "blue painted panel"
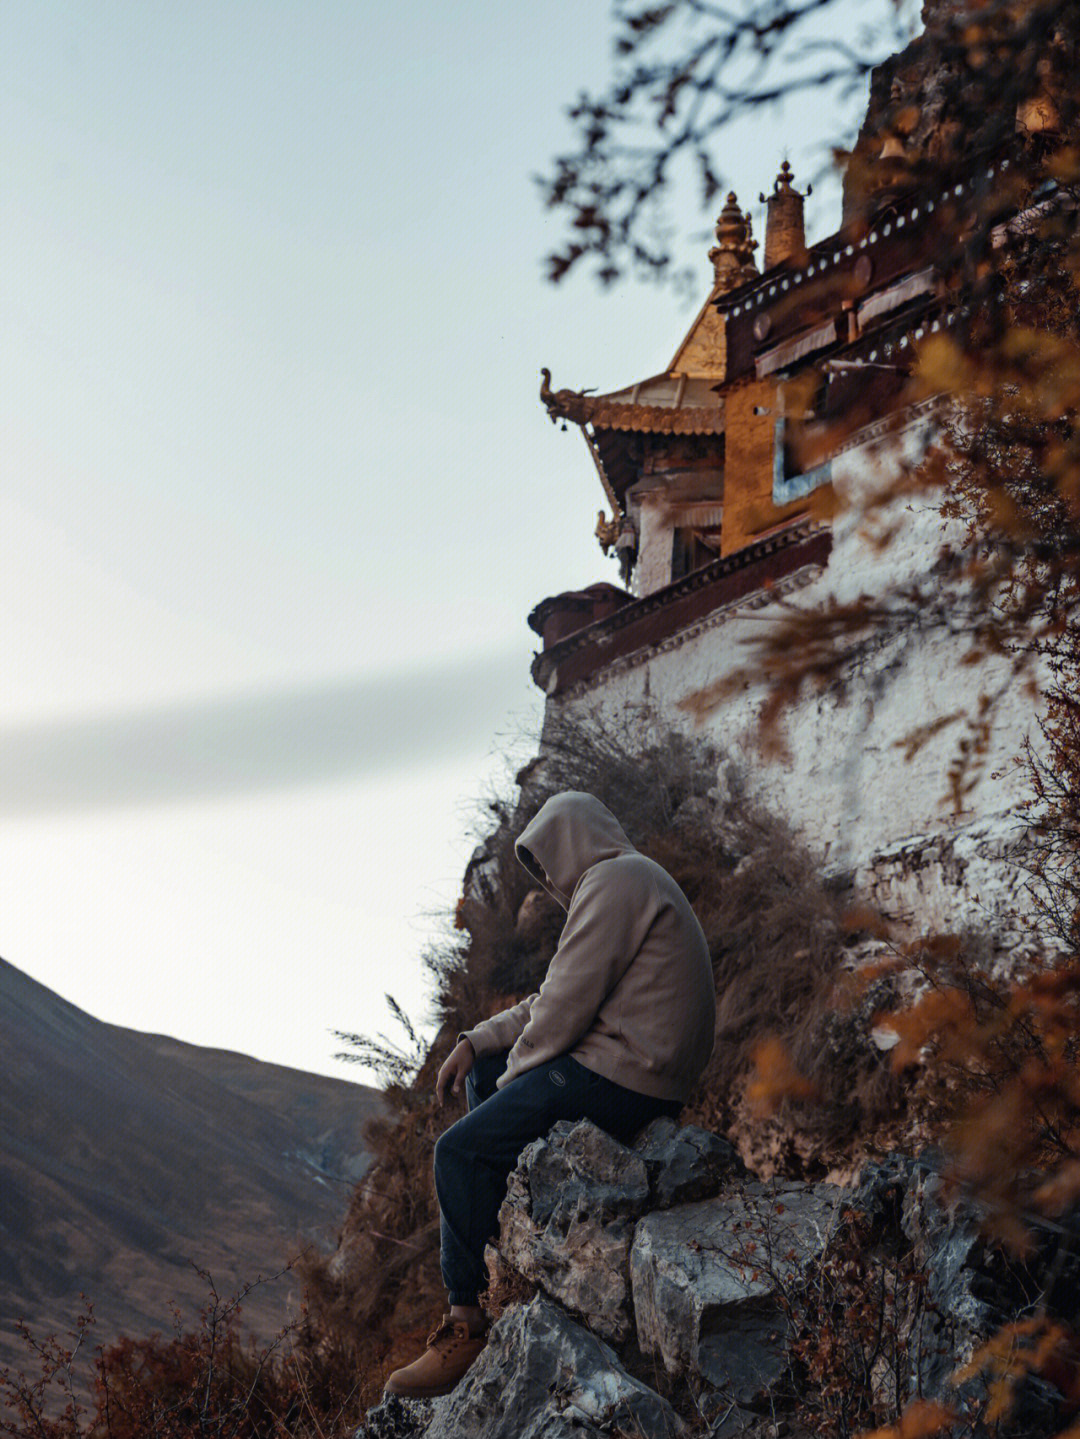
(772, 418, 832, 505)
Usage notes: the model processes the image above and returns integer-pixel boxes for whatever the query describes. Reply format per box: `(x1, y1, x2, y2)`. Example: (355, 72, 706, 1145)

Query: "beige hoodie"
(461, 792, 715, 1103)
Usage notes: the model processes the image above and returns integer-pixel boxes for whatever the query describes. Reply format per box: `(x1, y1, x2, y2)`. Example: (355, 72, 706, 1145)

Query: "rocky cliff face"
(357, 1118, 1054, 1439)
(843, 0, 1078, 223)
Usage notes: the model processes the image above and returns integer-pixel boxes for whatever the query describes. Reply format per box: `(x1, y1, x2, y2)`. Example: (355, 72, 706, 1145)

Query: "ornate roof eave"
(541, 370, 725, 435)
(711, 266, 777, 313)
(556, 402, 727, 518)
(541, 372, 726, 514)
(582, 426, 620, 517)
(587, 400, 724, 435)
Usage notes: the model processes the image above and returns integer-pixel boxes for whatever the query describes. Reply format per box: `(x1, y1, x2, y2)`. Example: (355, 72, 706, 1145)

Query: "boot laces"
(425, 1318, 467, 1352)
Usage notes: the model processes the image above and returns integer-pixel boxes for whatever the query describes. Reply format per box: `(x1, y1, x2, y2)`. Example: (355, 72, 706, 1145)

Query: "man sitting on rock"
(383, 790, 716, 1399)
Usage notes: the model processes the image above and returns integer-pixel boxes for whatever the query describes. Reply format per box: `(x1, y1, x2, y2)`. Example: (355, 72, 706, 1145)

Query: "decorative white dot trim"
(728, 161, 997, 314)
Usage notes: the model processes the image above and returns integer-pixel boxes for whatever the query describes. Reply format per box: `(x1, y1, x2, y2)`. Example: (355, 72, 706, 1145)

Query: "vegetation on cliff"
(305, 710, 914, 1408)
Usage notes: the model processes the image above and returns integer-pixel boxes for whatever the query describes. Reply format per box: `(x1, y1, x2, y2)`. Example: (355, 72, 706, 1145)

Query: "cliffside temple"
(11, 2, 1080, 1433)
(530, 132, 1064, 938)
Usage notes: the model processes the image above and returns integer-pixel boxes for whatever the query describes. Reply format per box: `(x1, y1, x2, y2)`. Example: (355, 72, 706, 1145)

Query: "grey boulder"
(495, 1119, 649, 1341)
(634, 1116, 743, 1207)
(901, 1163, 991, 1401)
(631, 1180, 843, 1405)
(424, 1295, 685, 1439)
(356, 1394, 445, 1439)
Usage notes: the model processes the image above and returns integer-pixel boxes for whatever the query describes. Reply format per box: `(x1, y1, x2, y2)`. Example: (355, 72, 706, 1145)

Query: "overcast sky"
(0, 1, 898, 1081)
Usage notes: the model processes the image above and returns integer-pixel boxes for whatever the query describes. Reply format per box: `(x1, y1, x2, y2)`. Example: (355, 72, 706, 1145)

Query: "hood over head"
(515, 791, 636, 908)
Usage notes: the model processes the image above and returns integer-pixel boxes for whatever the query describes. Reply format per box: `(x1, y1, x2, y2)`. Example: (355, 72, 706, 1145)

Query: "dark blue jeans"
(433, 1048, 681, 1306)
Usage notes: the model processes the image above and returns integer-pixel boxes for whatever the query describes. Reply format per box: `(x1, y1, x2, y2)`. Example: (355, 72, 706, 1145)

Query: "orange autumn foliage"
(746, 1036, 818, 1114)
(861, 1399, 958, 1439)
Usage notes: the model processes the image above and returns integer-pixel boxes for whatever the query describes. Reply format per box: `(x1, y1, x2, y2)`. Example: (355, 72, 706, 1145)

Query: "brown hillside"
(0, 957, 381, 1381)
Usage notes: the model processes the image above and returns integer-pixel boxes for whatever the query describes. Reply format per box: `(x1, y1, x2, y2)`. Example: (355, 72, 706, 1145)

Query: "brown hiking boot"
(383, 1316, 487, 1399)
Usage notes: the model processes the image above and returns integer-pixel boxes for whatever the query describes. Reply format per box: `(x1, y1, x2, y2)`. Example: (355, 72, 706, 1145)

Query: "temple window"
(671, 528, 722, 581)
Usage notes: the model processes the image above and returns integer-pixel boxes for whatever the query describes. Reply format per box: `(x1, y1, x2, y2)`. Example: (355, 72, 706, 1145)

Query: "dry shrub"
(0, 1272, 364, 1439)
(292, 1075, 446, 1409)
(303, 706, 905, 1397)
(862, 931, 1080, 1249)
(1, 1307, 95, 1438)
(680, 804, 903, 1169)
(750, 1202, 940, 1439)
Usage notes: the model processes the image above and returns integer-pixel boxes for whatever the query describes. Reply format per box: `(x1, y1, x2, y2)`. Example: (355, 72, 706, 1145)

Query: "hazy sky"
(0, 1, 894, 1080)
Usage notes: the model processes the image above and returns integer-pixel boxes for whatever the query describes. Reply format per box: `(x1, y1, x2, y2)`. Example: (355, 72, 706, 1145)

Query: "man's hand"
(436, 1037, 475, 1105)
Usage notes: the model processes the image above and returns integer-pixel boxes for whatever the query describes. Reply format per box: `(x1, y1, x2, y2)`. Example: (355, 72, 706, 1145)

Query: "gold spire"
(709, 193, 758, 294)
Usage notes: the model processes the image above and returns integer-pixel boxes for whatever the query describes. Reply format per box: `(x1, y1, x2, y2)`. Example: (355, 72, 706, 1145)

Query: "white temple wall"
(548, 421, 1045, 935)
(631, 489, 674, 597)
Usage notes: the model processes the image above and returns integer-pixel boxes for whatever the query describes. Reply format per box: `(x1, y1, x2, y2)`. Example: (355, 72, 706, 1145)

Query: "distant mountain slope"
(0, 956, 381, 1380)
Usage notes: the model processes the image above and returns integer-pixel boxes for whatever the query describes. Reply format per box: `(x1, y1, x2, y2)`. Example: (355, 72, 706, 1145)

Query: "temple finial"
(709, 193, 758, 293)
(759, 161, 809, 270)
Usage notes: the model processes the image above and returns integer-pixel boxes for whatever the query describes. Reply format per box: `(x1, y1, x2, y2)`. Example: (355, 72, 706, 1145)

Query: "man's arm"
(459, 994, 537, 1059)
(435, 1036, 475, 1104)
